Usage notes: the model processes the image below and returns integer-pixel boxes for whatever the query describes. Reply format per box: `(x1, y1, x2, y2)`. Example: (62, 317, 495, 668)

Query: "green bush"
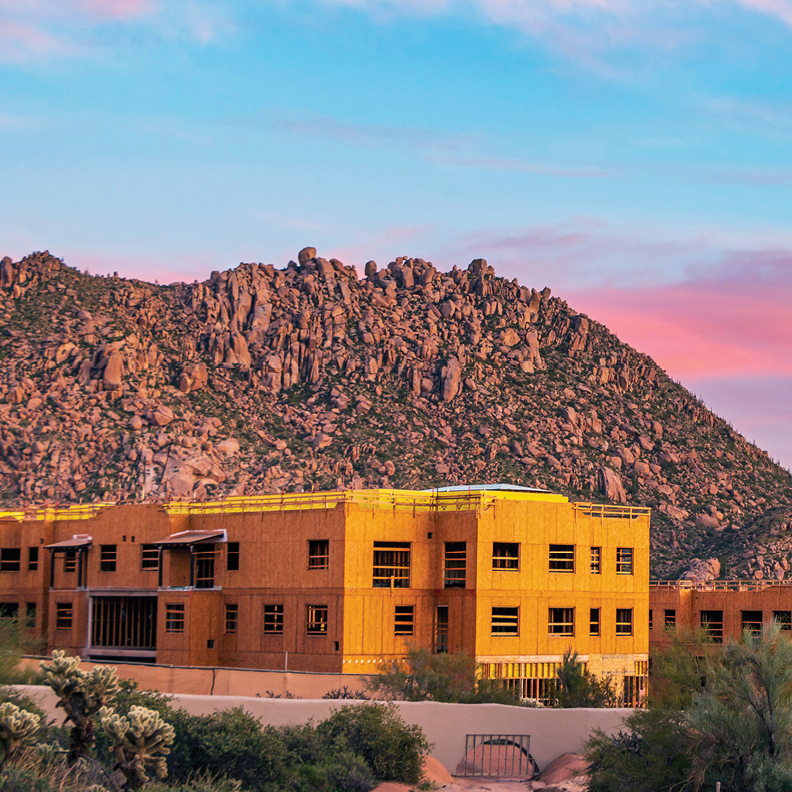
(587, 625, 792, 792)
(368, 646, 524, 705)
(555, 649, 618, 708)
(165, 707, 289, 789)
(317, 703, 431, 784)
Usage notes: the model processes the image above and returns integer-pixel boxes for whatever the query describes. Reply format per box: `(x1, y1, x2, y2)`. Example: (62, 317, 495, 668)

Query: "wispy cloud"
(269, 113, 474, 152)
(429, 154, 615, 178)
(0, 0, 228, 62)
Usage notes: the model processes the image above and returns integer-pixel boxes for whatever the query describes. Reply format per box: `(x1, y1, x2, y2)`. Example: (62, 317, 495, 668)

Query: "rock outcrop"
(0, 249, 790, 579)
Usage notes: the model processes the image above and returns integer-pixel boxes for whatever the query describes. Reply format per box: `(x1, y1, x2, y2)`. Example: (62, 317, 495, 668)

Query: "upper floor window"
(100, 545, 117, 572)
(194, 548, 215, 589)
(492, 542, 519, 571)
(742, 610, 763, 635)
(28, 547, 38, 571)
(373, 542, 410, 588)
(308, 540, 329, 570)
(141, 545, 159, 570)
(444, 542, 466, 588)
(394, 605, 415, 636)
(665, 609, 676, 627)
(590, 547, 601, 574)
(549, 545, 575, 573)
(165, 603, 185, 633)
(616, 608, 634, 636)
(616, 548, 634, 575)
(307, 605, 328, 635)
(549, 607, 574, 635)
(227, 542, 240, 571)
(590, 608, 600, 636)
(491, 607, 519, 636)
(0, 548, 21, 572)
(0, 602, 19, 620)
(225, 603, 238, 634)
(774, 611, 792, 631)
(56, 603, 73, 630)
(64, 550, 77, 573)
(263, 604, 284, 634)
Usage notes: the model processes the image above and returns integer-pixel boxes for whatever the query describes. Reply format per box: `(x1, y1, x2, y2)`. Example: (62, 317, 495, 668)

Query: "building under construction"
(0, 486, 650, 704)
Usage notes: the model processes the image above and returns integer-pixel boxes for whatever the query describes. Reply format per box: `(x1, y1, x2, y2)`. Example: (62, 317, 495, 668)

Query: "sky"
(1, 0, 791, 470)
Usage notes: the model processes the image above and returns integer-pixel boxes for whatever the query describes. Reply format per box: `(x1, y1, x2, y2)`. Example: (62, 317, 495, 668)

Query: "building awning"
(44, 536, 92, 550)
(152, 531, 224, 547)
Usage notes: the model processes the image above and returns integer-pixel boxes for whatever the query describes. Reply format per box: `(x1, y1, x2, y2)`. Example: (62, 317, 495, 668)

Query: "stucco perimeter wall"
(17, 684, 630, 772)
(19, 657, 371, 698)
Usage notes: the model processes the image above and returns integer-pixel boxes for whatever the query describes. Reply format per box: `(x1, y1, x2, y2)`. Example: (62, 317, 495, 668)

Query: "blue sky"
(2, 0, 791, 468)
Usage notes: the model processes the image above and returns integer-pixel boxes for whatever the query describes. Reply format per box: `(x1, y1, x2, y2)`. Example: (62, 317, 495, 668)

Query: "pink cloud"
(78, 0, 155, 19)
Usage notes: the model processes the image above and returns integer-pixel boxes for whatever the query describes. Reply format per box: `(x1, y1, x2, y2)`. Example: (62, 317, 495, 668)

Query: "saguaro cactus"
(40, 650, 120, 764)
(0, 701, 40, 769)
(98, 705, 175, 790)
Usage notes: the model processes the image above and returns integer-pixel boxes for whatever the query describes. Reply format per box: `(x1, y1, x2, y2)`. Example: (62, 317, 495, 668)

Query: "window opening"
(444, 542, 466, 588)
(165, 604, 185, 633)
(227, 542, 240, 571)
(225, 603, 238, 634)
(373, 542, 410, 588)
(616, 548, 634, 575)
(263, 604, 284, 634)
(742, 610, 763, 634)
(0, 548, 21, 572)
(92, 596, 157, 649)
(141, 545, 159, 570)
(492, 607, 519, 636)
(700, 610, 723, 643)
(590, 547, 601, 574)
(492, 542, 519, 571)
(395, 605, 414, 635)
(0, 602, 19, 620)
(616, 608, 634, 636)
(64, 550, 77, 573)
(25, 602, 36, 628)
(308, 540, 329, 570)
(194, 547, 216, 589)
(28, 547, 38, 571)
(665, 609, 676, 627)
(549, 607, 574, 635)
(590, 608, 600, 636)
(100, 545, 117, 572)
(56, 603, 73, 630)
(774, 611, 792, 631)
(307, 605, 328, 635)
(549, 545, 575, 573)
(436, 605, 449, 653)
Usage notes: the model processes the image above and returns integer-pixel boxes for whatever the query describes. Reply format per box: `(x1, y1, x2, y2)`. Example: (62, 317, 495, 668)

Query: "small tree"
(0, 701, 40, 769)
(40, 651, 120, 764)
(555, 649, 618, 707)
(98, 705, 175, 790)
(369, 647, 477, 702)
(686, 624, 792, 791)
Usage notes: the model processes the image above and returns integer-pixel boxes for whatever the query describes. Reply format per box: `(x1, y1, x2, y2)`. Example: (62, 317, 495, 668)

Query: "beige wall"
(16, 683, 630, 772)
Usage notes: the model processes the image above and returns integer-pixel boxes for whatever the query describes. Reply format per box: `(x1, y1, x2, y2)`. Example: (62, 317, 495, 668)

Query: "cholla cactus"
(40, 650, 120, 764)
(0, 701, 40, 769)
(98, 705, 175, 790)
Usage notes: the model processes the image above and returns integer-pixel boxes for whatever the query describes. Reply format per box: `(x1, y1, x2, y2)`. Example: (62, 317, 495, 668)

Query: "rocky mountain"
(1, 249, 791, 579)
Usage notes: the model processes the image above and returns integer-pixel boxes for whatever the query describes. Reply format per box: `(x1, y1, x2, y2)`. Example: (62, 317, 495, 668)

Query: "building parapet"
(0, 490, 655, 522)
(651, 579, 788, 592)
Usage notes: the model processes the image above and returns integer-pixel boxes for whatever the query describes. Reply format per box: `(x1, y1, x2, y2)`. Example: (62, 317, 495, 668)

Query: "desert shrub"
(555, 649, 618, 708)
(322, 687, 370, 700)
(0, 617, 44, 686)
(588, 625, 792, 792)
(0, 700, 40, 769)
(317, 703, 431, 784)
(165, 707, 289, 788)
(368, 646, 523, 705)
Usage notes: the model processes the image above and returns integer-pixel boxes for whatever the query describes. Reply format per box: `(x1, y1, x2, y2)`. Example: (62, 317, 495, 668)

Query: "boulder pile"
(1, 249, 790, 579)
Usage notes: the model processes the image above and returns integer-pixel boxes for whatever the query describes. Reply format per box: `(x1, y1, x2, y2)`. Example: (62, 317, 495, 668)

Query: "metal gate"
(461, 734, 532, 778)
